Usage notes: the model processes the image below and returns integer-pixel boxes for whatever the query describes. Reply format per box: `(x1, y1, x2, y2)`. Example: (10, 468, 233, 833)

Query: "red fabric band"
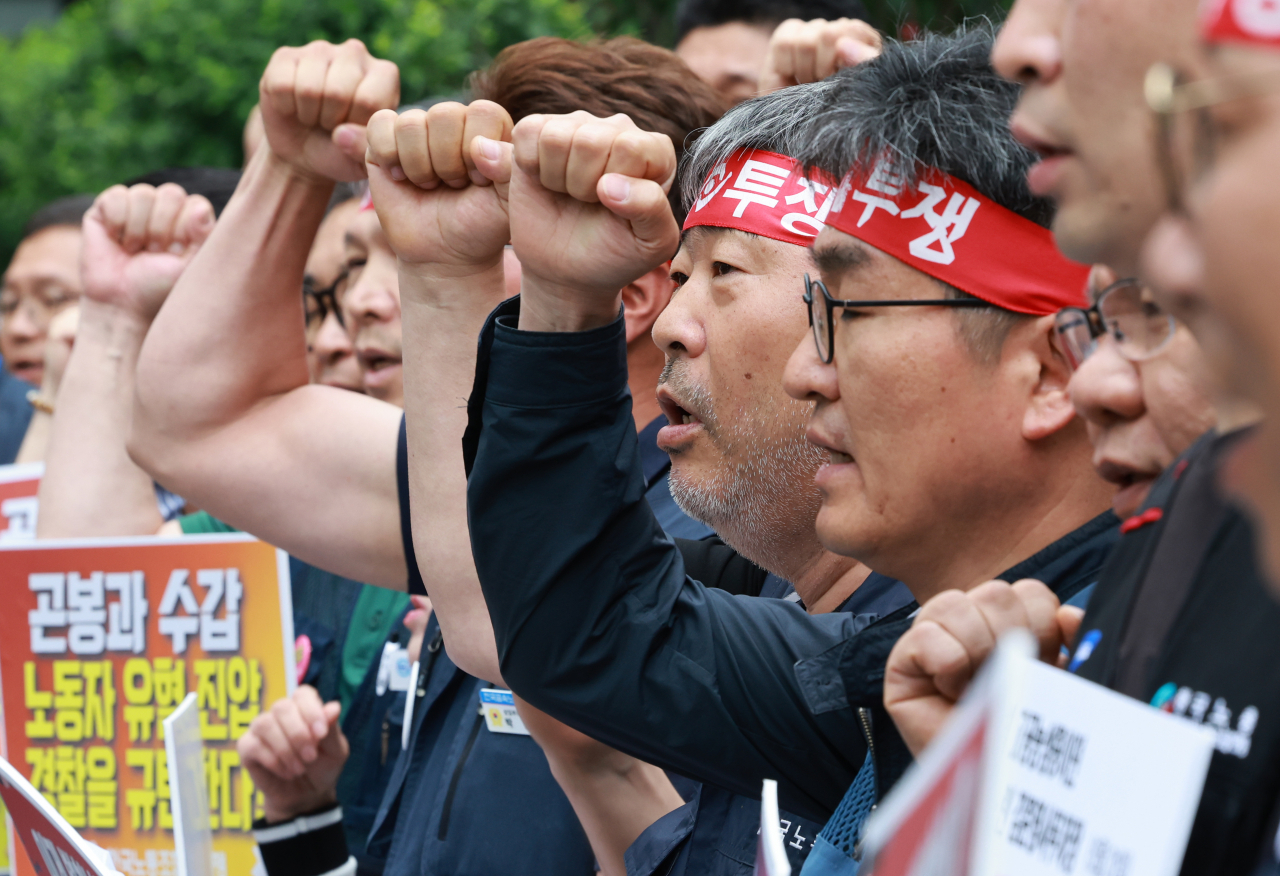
(359, 188, 376, 212)
(822, 159, 1090, 315)
(682, 149, 835, 248)
(1201, 0, 1280, 47)
(684, 150, 1088, 315)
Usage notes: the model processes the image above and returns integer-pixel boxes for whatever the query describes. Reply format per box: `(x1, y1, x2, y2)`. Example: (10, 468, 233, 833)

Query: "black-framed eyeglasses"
(303, 269, 349, 330)
(803, 273, 988, 364)
(1053, 278, 1176, 371)
(1145, 61, 1280, 211)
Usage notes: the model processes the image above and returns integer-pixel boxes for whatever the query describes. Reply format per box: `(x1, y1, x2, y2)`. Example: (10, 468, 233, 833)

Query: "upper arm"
(133, 385, 407, 588)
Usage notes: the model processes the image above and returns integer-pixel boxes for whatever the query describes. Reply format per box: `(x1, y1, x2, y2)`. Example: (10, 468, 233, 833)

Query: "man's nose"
(314, 311, 353, 360)
(1067, 339, 1146, 426)
(783, 328, 838, 403)
(4, 298, 47, 341)
(991, 0, 1065, 84)
(651, 283, 706, 359)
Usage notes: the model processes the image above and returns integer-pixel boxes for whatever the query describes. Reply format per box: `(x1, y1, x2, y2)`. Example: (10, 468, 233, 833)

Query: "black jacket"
(1070, 429, 1280, 876)
(463, 301, 1119, 822)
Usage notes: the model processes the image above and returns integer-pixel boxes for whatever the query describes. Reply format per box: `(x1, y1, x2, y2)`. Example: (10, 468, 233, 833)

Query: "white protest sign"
(755, 779, 792, 876)
(164, 693, 212, 876)
(0, 755, 121, 876)
(863, 631, 1216, 876)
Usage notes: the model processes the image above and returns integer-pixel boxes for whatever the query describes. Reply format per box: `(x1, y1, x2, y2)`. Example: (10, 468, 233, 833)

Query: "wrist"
(399, 256, 507, 311)
(517, 275, 622, 333)
(258, 148, 339, 194)
(263, 789, 338, 825)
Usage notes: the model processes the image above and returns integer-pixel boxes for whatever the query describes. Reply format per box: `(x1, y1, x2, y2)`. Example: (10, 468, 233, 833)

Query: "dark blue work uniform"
(462, 301, 1119, 824)
(1068, 429, 1280, 876)
(0, 366, 32, 464)
(626, 573, 914, 876)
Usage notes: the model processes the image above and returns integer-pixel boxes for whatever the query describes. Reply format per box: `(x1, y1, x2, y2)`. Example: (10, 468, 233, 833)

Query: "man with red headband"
(459, 27, 1117, 860)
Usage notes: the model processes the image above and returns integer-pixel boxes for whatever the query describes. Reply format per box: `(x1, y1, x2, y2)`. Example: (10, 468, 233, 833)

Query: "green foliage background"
(0, 0, 1009, 262)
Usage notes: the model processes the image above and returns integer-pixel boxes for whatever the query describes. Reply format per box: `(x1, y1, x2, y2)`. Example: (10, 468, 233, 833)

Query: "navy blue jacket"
(463, 303, 1119, 823)
(0, 366, 32, 465)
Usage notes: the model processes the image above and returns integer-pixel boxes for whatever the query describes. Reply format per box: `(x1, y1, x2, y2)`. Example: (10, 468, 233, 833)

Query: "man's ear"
(1021, 314, 1078, 442)
(621, 263, 675, 345)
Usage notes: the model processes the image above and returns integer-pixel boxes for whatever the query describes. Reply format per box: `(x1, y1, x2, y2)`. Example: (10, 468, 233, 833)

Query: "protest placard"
(0, 754, 120, 876)
(0, 463, 42, 544)
(163, 694, 211, 876)
(0, 534, 294, 876)
(862, 631, 1217, 876)
(755, 779, 792, 876)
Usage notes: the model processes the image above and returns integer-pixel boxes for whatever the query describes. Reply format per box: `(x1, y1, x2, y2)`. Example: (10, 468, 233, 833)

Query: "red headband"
(359, 188, 375, 212)
(823, 159, 1090, 315)
(683, 149, 834, 247)
(1200, 0, 1280, 47)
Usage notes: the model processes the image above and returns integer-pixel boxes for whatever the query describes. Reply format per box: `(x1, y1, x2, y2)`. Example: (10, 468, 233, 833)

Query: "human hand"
(883, 579, 1072, 756)
(39, 305, 80, 400)
(81, 184, 215, 324)
(237, 686, 348, 823)
(365, 100, 514, 271)
(757, 18, 882, 94)
(469, 111, 678, 331)
(259, 39, 400, 183)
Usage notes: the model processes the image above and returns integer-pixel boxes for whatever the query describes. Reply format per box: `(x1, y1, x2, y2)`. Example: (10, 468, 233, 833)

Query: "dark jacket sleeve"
(465, 309, 879, 821)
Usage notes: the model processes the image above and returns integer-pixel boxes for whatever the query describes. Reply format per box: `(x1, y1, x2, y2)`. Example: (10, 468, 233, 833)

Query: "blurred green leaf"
(0, 0, 1008, 262)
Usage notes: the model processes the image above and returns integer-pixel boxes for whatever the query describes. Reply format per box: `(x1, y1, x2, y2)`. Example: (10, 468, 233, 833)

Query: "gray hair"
(679, 79, 836, 215)
(798, 22, 1054, 228)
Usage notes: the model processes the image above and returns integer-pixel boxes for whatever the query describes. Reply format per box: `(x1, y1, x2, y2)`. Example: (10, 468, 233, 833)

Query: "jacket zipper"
(399, 627, 444, 762)
(436, 707, 485, 841)
(854, 707, 878, 862)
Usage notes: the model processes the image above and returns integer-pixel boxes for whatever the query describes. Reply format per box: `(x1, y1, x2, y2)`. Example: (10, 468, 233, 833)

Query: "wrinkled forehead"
(3, 225, 83, 289)
(810, 226, 941, 298)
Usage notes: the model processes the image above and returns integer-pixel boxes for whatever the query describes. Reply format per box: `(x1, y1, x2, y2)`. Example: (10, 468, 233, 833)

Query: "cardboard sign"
(862, 631, 1216, 876)
(755, 779, 792, 876)
(0, 535, 294, 876)
(163, 694, 211, 876)
(0, 463, 42, 545)
(0, 755, 119, 875)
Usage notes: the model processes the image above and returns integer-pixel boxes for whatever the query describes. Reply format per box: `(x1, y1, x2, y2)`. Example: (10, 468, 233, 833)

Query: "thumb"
(175, 195, 216, 254)
(471, 136, 514, 205)
(318, 701, 348, 757)
(597, 174, 679, 258)
(333, 124, 369, 165)
(1056, 605, 1086, 668)
(836, 36, 879, 68)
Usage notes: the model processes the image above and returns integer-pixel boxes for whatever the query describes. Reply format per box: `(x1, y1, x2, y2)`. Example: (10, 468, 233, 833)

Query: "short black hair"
(675, 0, 871, 45)
(798, 23, 1053, 227)
(124, 167, 243, 218)
(22, 194, 97, 240)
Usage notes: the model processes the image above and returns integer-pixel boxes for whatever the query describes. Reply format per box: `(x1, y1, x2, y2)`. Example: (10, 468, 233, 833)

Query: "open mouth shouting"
(357, 346, 403, 392)
(656, 386, 706, 451)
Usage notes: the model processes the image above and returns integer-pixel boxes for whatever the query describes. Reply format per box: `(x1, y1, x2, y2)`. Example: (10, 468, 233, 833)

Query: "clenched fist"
(883, 579, 1080, 756)
(468, 111, 678, 331)
(365, 100, 514, 269)
(259, 39, 400, 182)
(82, 183, 215, 323)
(758, 18, 882, 94)
(238, 686, 348, 824)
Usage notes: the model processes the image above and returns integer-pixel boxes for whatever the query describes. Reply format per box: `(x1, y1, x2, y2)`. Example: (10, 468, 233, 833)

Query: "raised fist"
(758, 18, 882, 94)
(883, 579, 1071, 756)
(237, 686, 348, 824)
(81, 183, 215, 323)
(469, 111, 678, 327)
(365, 100, 514, 269)
(259, 39, 400, 182)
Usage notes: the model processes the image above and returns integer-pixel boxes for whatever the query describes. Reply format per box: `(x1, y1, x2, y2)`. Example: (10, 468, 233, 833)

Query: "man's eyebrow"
(811, 241, 871, 281)
(343, 231, 361, 249)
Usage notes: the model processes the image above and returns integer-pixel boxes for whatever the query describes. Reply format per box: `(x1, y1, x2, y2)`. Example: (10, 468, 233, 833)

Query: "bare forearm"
(545, 750, 684, 876)
(39, 301, 160, 537)
(133, 148, 330, 462)
(401, 258, 507, 684)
